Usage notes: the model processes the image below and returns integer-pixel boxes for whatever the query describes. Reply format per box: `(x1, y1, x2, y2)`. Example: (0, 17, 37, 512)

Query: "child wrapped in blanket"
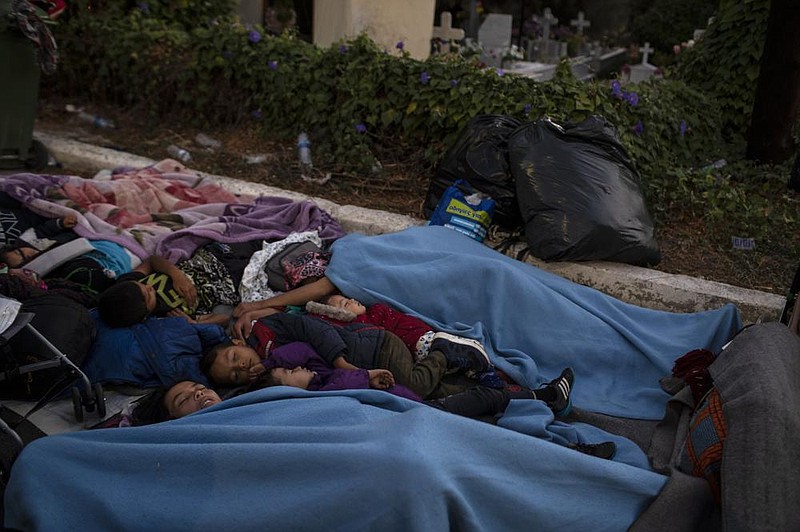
(306, 294, 509, 389)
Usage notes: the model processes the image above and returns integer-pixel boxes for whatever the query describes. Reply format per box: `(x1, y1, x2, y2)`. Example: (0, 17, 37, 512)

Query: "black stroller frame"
(0, 307, 106, 456)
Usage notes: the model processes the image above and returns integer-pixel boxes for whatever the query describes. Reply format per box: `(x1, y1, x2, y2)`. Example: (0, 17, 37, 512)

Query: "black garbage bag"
(424, 114, 523, 229)
(509, 115, 661, 265)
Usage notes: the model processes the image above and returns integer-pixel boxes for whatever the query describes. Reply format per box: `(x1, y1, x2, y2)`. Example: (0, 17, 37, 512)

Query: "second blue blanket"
(326, 226, 742, 420)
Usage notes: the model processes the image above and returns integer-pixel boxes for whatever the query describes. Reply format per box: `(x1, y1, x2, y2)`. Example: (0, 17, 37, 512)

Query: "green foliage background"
(45, 0, 800, 284)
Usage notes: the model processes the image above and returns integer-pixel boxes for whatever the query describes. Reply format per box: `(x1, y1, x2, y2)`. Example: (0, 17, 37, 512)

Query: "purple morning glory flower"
(523, 103, 532, 114)
(679, 120, 687, 137)
(496, 68, 505, 77)
(248, 30, 261, 44)
(625, 91, 639, 106)
(251, 109, 262, 120)
(396, 41, 404, 50)
(355, 123, 367, 134)
(420, 71, 431, 84)
(339, 45, 348, 54)
(450, 79, 459, 87)
(610, 80, 623, 98)
(633, 120, 644, 136)
(268, 60, 278, 70)
(137, 2, 149, 12)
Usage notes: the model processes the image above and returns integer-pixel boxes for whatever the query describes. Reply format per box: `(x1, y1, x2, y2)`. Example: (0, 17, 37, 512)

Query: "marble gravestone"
(478, 13, 513, 68)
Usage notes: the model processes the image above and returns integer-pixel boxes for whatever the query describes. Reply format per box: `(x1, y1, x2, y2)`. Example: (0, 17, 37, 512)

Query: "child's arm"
(136, 255, 198, 309)
(333, 357, 359, 371)
(167, 309, 229, 326)
(232, 276, 338, 317)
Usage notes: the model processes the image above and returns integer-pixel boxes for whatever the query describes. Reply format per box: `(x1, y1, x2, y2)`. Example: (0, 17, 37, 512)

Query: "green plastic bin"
(0, 0, 48, 170)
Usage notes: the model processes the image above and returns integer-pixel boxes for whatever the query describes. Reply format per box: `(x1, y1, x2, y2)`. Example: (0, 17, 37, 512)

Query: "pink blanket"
(0, 160, 344, 260)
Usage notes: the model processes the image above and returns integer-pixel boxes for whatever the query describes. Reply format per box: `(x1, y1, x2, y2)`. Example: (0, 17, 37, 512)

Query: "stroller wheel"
(71, 387, 84, 423)
(93, 382, 106, 419)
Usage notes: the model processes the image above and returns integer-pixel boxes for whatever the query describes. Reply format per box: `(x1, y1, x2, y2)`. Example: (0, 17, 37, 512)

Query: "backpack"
(263, 241, 327, 292)
(0, 294, 95, 400)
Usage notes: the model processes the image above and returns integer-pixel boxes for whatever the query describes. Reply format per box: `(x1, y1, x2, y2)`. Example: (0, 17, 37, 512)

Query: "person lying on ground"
(201, 309, 501, 401)
(96, 241, 263, 328)
(306, 294, 509, 388)
(0, 216, 140, 296)
(126, 380, 223, 426)
(128, 361, 613, 459)
(250, 340, 573, 417)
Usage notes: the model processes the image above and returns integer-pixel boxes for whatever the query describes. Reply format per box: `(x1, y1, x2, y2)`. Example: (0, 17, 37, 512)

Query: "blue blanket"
(326, 226, 742, 420)
(6, 388, 667, 531)
(4, 226, 743, 530)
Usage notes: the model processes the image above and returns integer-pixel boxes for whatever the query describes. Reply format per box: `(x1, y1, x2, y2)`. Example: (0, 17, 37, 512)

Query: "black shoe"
(430, 332, 490, 373)
(569, 441, 617, 460)
(545, 368, 574, 417)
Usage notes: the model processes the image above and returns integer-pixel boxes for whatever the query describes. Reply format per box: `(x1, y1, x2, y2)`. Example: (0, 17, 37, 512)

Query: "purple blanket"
(0, 166, 345, 260)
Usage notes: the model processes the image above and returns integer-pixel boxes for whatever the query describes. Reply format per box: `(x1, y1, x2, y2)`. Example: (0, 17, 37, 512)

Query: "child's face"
(1, 246, 39, 268)
(209, 341, 262, 385)
(270, 366, 316, 389)
(164, 380, 221, 419)
(136, 282, 157, 312)
(327, 295, 366, 316)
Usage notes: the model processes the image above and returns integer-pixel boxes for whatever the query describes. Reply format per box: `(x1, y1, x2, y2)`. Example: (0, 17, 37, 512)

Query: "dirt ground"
(31, 96, 796, 298)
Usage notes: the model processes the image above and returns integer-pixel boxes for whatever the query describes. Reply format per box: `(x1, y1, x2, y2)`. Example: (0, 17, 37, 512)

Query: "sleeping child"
(98, 242, 262, 328)
(200, 310, 496, 401)
(129, 345, 612, 458)
(0, 216, 140, 296)
(307, 294, 509, 388)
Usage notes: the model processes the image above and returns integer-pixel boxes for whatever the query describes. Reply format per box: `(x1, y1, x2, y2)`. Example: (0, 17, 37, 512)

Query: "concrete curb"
(34, 131, 786, 324)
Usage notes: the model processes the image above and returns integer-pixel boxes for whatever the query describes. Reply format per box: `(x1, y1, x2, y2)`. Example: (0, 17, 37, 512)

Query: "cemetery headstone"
(570, 11, 591, 35)
(432, 11, 465, 54)
(478, 13, 513, 68)
(628, 41, 657, 83)
(539, 7, 559, 63)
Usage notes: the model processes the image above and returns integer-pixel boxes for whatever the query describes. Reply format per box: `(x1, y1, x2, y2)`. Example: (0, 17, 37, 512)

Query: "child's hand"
(60, 215, 78, 229)
(233, 301, 260, 318)
(249, 364, 266, 381)
(368, 369, 395, 389)
(171, 271, 198, 309)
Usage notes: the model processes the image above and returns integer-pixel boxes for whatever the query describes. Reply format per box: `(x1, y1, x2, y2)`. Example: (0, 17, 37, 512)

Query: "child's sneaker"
(545, 368, 574, 417)
(430, 332, 490, 374)
(568, 441, 617, 460)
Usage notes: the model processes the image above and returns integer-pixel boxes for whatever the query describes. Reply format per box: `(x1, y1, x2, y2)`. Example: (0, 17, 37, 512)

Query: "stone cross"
(639, 41, 653, 64)
(570, 11, 590, 35)
(432, 11, 465, 42)
(542, 7, 558, 39)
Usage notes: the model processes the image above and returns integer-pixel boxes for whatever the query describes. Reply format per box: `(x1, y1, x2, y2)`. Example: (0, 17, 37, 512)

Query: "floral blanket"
(0, 160, 345, 261)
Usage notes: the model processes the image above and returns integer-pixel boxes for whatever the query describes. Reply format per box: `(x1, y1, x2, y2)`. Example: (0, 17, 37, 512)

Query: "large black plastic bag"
(424, 114, 522, 229)
(509, 116, 661, 265)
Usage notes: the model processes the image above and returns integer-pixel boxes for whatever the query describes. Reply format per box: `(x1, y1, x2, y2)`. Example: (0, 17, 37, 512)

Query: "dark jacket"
(248, 312, 386, 369)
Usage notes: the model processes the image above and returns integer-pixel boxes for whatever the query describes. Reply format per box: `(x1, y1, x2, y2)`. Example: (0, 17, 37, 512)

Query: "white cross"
(542, 8, 558, 41)
(570, 11, 591, 35)
(639, 41, 653, 64)
(432, 11, 465, 42)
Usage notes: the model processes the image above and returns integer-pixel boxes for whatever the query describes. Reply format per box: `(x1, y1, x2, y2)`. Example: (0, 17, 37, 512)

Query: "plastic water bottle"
(194, 133, 221, 150)
(167, 144, 192, 163)
(77, 111, 116, 129)
(297, 133, 312, 170)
